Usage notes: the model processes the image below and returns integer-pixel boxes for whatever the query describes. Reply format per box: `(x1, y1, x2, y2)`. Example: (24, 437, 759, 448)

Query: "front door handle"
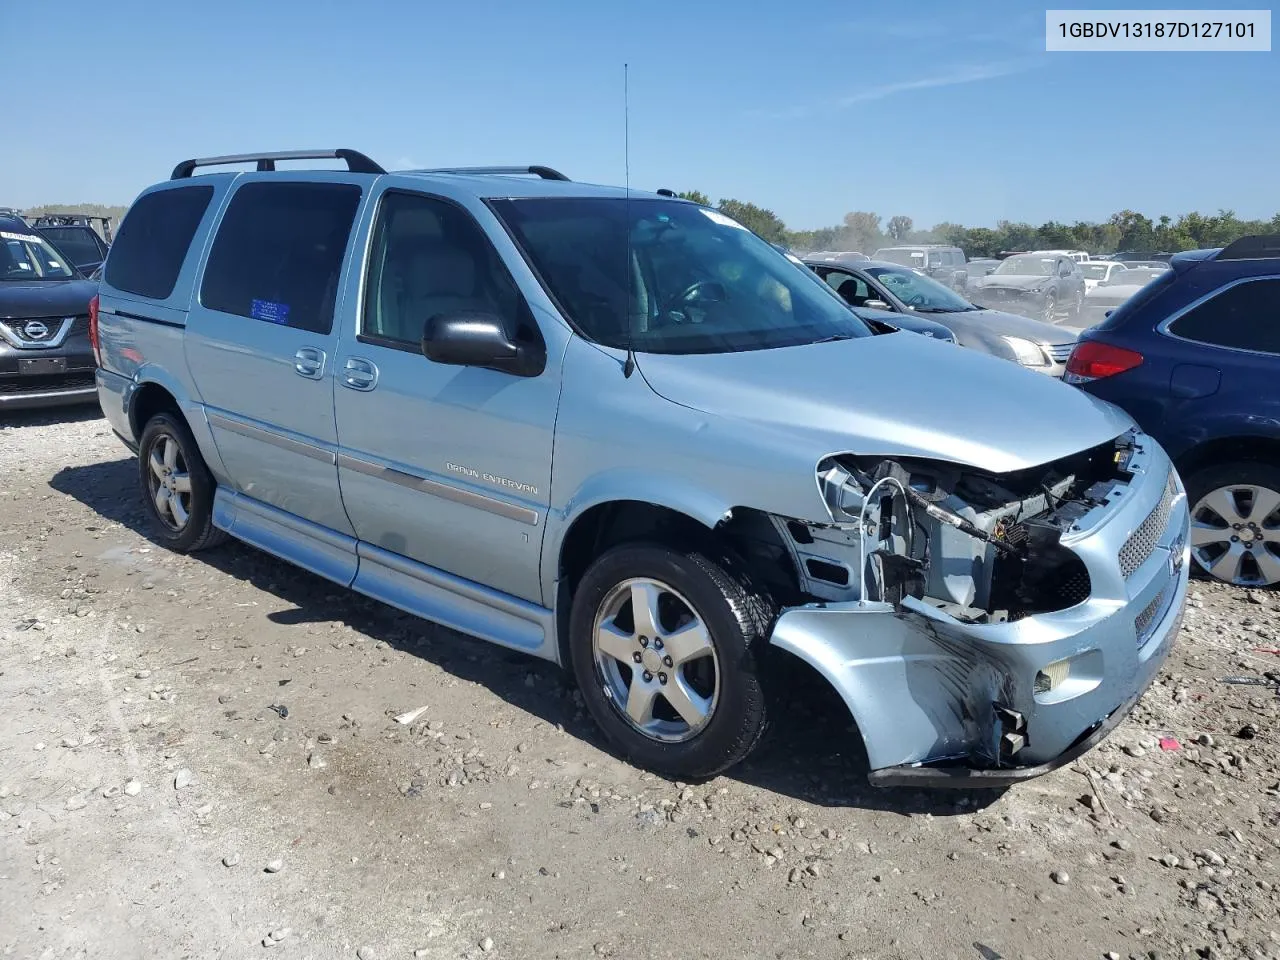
(342, 357, 379, 391)
(294, 346, 326, 379)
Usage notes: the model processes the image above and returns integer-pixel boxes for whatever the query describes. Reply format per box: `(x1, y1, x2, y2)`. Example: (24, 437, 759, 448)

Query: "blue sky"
(3, 0, 1275, 229)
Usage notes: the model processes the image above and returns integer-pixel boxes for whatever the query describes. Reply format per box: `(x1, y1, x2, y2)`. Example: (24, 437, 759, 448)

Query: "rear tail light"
(88, 294, 102, 367)
(1064, 340, 1143, 383)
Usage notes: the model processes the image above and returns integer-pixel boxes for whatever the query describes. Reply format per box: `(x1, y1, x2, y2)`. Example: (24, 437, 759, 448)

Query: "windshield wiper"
(811, 333, 854, 343)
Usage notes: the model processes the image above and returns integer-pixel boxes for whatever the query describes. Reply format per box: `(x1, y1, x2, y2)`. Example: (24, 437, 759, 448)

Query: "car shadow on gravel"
(50, 455, 997, 816)
(0, 402, 103, 430)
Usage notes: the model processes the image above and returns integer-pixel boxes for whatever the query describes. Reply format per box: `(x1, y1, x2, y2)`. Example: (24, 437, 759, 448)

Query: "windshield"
(1, 228, 77, 280)
(488, 197, 875, 354)
(872, 248, 925, 268)
(1081, 263, 1120, 280)
(993, 255, 1056, 277)
(864, 266, 975, 312)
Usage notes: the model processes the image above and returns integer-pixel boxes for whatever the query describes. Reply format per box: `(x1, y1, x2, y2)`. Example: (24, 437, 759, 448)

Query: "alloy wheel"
(1041, 294, 1057, 323)
(592, 577, 721, 743)
(146, 433, 193, 532)
(1190, 483, 1280, 585)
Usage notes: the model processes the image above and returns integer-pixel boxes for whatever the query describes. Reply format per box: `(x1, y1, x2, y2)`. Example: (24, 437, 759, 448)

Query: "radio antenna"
(622, 62, 637, 378)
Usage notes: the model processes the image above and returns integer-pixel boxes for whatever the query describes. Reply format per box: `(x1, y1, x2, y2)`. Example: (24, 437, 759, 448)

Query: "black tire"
(1041, 293, 1057, 323)
(137, 411, 227, 553)
(1184, 460, 1280, 587)
(569, 542, 774, 779)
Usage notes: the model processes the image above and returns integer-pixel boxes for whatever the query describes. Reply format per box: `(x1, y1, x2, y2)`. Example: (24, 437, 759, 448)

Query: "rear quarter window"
(105, 186, 214, 300)
(199, 181, 363, 335)
(1167, 277, 1280, 353)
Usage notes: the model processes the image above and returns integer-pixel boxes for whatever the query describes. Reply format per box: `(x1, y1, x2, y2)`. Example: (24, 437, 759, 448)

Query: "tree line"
(676, 192, 1280, 258)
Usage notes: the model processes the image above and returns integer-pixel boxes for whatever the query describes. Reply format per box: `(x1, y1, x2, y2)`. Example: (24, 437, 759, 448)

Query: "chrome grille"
(1045, 343, 1075, 365)
(1119, 470, 1177, 579)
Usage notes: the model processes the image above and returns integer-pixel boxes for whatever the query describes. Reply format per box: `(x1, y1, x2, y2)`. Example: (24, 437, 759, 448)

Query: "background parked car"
(1031, 248, 1091, 264)
(803, 256, 1079, 376)
(1080, 266, 1169, 326)
(27, 215, 112, 277)
(968, 252, 1087, 324)
(1080, 260, 1130, 292)
(963, 257, 1001, 296)
(804, 249, 870, 262)
(1065, 235, 1280, 586)
(870, 244, 968, 292)
(0, 213, 99, 411)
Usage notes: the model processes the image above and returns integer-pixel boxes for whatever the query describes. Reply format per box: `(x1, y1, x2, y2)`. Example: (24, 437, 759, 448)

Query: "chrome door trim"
(337, 453, 540, 526)
(206, 411, 337, 464)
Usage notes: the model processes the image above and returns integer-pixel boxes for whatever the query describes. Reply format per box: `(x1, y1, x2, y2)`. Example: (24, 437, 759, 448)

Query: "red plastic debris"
(1159, 736, 1181, 752)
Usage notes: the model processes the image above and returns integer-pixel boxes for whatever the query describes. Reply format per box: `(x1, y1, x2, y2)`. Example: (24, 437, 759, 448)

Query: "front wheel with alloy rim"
(1040, 293, 1057, 323)
(137, 412, 227, 553)
(1186, 461, 1280, 586)
(569, 543, 774, 779)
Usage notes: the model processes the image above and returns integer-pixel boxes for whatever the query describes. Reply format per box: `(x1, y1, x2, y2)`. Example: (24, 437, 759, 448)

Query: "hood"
(944, 308, 1078, 344)
(0, 278, 97, 320)
(636, 332, 1133, 474)
(851, 306, 955, 340)
(974, 274, 1052, 291)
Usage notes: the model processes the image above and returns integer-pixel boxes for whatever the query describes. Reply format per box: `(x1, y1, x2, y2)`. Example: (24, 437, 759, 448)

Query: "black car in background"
(28, 214, 112, 276)
(0, 213, 99, 411)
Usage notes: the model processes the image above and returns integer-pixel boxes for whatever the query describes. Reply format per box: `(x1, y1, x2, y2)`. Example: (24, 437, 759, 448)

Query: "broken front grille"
(1135, 582, 1172, 646)
(1119, 469, 1177, 579)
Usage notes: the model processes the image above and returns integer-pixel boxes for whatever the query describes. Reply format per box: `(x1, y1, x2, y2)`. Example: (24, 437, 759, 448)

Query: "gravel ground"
(1, 406, 1279, 960)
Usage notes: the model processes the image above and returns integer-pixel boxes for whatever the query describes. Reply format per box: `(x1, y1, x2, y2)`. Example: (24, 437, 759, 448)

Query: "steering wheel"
(901, 291, 929, 308)
(658, 279, 723, 319)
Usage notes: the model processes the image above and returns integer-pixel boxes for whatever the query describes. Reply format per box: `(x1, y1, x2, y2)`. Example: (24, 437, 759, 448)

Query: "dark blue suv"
(1065, 234, 1280, 588)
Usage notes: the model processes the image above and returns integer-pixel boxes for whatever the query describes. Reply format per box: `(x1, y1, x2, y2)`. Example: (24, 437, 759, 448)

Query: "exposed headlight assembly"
(1002, 336, 1050, 367)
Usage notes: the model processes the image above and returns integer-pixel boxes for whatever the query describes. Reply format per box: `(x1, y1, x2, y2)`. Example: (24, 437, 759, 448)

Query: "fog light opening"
(1034, 658, 1072, 695)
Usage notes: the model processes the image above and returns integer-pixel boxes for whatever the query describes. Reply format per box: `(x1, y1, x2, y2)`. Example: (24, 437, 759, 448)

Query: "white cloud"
(749, 59, 1035, 119)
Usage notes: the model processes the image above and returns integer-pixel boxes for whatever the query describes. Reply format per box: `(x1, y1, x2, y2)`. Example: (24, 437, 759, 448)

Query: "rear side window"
(1167, 278, 1280, 354)
(106, 186, 213, 299)
(200, 182, 362, 335)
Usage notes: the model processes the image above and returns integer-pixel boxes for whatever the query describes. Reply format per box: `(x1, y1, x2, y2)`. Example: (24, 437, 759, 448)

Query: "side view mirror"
(422, 311, 543, 377)
(864, 299, 890, 310)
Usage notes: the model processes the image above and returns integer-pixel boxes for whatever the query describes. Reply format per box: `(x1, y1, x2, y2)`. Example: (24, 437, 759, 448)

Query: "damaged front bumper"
(770, 438, 1190, 788)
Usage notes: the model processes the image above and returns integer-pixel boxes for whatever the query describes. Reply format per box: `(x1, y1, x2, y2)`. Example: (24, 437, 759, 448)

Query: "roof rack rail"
(418, 165, 570, 181)
(1217, 234, 1280, 261)
(170, 149, 385, 180)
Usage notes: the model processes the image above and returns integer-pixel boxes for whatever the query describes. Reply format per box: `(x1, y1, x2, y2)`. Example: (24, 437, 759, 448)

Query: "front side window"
(0, 228, 76, 280)
(362, 192, 530, 350)
(200, 181, 362, 334)
(107, 185, 213, 299)
(863, 265, 975, 313)
(489, 197, 872, 355)
(818, 268, 875, 307)
(1167, 278, 1280, 354)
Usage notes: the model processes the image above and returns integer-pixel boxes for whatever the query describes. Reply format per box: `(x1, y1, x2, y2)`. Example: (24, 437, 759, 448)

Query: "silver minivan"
(91, 150, 1189, 786)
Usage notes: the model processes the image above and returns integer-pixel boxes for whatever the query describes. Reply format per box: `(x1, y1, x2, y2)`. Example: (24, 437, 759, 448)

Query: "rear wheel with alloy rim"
(1186, 461, 1280, 586)
(137, 412, 227, 553)
(570, 543, 773, 778)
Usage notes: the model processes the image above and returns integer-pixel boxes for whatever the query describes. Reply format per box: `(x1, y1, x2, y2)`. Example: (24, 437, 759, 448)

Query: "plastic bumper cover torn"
(767, 430, 1190, 787)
